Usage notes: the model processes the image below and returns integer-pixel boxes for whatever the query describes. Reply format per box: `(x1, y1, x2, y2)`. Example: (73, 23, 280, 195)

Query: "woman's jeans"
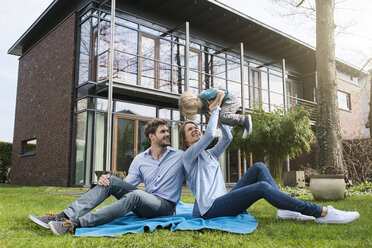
(63, 176, 175, 227)
(202, 162, 323, 219)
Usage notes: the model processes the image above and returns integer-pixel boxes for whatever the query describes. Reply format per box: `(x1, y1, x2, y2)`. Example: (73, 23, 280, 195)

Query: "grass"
(0, 184, 371, 248)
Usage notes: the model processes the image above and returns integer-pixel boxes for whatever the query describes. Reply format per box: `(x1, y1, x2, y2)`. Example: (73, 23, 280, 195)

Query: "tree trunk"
(315, 0, 345, 174)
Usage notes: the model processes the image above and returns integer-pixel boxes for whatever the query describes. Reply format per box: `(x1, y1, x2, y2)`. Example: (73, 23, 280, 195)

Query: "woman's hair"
(144, 118, 168, 143)
(178, 121, 198, 151)
(179, 91, 201, 120)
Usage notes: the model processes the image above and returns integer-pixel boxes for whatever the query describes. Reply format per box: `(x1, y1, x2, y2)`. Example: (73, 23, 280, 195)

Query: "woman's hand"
(208, 90, 226, 112)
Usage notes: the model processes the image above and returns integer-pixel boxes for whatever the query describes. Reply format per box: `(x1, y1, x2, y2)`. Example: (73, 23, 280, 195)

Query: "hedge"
(0, 142, 12, 183)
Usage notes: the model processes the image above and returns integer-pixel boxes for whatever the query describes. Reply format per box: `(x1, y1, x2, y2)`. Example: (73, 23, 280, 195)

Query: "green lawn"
(0, 184, 371, 248)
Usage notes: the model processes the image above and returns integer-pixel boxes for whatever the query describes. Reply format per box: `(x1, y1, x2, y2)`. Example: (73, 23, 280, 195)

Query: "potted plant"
(230, 106, 315, 184)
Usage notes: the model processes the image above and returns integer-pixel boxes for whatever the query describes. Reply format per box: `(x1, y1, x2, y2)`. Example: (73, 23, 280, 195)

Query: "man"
(28, 119, 184, 235)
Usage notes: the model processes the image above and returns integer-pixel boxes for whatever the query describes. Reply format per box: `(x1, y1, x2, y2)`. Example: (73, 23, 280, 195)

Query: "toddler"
(179, 88, 252, 138)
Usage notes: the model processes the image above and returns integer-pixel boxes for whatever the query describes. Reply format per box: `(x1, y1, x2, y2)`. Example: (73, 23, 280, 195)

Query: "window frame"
(21, 138, 37, 157)
(337, 90, 351, 111)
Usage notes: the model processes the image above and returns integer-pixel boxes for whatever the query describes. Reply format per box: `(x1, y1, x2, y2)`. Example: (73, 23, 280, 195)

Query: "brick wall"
(337, 78, 364, 139)
(291, 76, 363, 171)
(11, 14, 77, 186)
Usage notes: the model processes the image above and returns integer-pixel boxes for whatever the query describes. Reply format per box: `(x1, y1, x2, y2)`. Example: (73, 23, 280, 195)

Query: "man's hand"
(98, 174, 111, 186)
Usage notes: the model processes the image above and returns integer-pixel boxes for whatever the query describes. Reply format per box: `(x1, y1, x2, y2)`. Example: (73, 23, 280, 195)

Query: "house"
(8, 0, 367, 186)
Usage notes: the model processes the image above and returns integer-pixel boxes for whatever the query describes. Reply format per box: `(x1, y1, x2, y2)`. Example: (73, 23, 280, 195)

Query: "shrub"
(230, 106, 315, 182)
(0, 142, 12, 183)
(343, 139, 372, 183)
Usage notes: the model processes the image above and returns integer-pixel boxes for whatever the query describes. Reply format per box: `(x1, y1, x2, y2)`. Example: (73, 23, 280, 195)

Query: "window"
(21, 138, 37, 156)
(338, 91, 351, 110)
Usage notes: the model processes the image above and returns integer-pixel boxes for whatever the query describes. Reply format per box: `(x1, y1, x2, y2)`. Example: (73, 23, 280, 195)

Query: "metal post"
(240, 43, 247, 173)
(282, 58, 287, 109)
(184, 21, 189, 91)
(105, 0, 116, 171)
(240, 43, 245, 112)
(281, 59, 290, 172)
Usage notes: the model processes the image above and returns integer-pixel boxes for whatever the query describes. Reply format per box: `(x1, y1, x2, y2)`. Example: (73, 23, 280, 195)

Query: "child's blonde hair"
(179, 91, 201, 120)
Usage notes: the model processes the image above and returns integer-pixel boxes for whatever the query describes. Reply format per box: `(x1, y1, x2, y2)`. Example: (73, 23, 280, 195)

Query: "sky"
(1, 0, 372, 143)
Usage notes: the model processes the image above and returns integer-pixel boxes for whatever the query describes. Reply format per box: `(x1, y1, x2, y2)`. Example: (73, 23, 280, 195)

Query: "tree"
(315, 0, 345, 174)
(271, 0, 346, 174)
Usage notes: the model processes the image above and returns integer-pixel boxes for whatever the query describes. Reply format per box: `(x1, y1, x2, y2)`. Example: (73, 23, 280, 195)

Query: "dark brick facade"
(11, 14, 77, 186)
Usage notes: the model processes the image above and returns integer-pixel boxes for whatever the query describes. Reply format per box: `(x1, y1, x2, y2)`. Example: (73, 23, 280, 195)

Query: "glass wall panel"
(159, 39, 172, 92)
(115, 17, 138, 29)
(94, 112, 106, 182)
(138, 120, 151, 154)
(292, 80, 303, 109)
(229, 82, 241, 104)
(171, 122, 180, 148)
(286, 81, 293, 111)
(172, 40, 184, 93)
(115, 26, 138, 54)
(75, 112, 87, 185)
(77, 98, 88, 112)
(172, 110, 181, 121)
(251, 69, 261, 108)
(98, 51, 108, 81)
(203, 48, 212, 90)
(96, 98, 108, 111)
(261, 72, 269, 107)
(140, 25, 162, 36)
(91, 18, 99, 82)
(227, 57, 240, 82)
(116, 118, 134, 173)
(189, 49, 201, 93)
(212, 55, 226, 89)
(159, 108, 171, 119)
(114, 51, 137, 84)
(116, 102, 156, 117)
(99, 20, 110, 53)
(228, 149, 239, 183)
(141, 58, 156, 88)
(140, 35, 157, 88)
(81, 10, 91, 22)
(269, 74, 284, 107)
(270, 92, 284, 108)
(78, 19, 91, 85)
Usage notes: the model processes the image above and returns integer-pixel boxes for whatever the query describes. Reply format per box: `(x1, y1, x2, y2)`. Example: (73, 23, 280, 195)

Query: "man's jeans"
(64, 176, 175, 227)
(202, 162, 323, 219)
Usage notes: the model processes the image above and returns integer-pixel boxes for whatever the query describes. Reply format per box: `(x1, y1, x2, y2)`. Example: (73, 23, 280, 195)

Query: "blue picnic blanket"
(74, 202, 258, 237)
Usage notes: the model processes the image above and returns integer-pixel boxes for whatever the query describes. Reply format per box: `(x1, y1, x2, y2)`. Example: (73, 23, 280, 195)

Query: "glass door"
(250, 68, 261, 108)
(113, 115, 151, 174)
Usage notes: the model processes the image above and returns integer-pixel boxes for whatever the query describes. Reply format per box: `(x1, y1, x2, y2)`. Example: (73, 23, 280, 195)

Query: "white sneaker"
(316, 206, 360, 224)
(276, 209, 316, 221)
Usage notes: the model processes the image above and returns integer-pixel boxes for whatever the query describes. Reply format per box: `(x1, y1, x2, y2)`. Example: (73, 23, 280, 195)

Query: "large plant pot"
(310, 174, 345, 201)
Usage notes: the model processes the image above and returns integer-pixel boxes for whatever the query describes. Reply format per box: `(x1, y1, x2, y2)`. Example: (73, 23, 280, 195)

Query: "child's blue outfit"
(197, 88, 245, 127)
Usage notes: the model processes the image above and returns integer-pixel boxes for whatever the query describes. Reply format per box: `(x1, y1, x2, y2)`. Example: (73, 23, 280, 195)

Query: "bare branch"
(296, 0, 305, 7)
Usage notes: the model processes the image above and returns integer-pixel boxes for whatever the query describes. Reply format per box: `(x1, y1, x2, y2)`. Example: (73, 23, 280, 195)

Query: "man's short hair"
(144, 118, 168, 143)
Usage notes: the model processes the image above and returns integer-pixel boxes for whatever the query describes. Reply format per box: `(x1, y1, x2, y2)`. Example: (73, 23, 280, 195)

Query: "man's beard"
(160, 138, 170, 147)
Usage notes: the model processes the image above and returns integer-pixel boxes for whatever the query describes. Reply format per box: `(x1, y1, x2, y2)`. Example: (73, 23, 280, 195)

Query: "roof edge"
(7, 0, 59, 56)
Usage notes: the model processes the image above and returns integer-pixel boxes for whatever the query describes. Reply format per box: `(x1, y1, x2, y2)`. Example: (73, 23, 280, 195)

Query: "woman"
(179, 91, 359, 224)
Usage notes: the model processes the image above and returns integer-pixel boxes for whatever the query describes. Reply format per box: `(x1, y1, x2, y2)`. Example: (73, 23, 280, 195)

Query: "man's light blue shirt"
(124, 146, 184, 204)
